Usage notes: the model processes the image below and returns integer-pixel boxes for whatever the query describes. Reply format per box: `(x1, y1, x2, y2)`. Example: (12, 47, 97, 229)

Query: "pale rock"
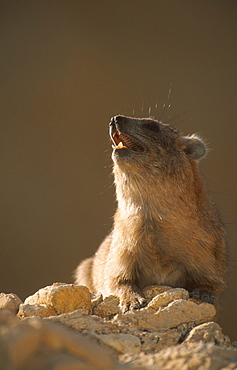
(144, 288, 189, 312)
(0, 293, 22, 314)
(94, 333, 141, 354)
(24, 283, 92, 315)
(0, 308, 21, 328)
(184, 321, 231, 346)
(2, 284, 235, 369)
(150, 299, 216, 330)
(44, 309, 120, 334)
(123, 342, 237, 370)
(143, 285, 172, 302)
(114, 300, 216, 333)
(18, 303, 56, 318)
(0, 309, 117, 370)
(139, 329, 182, 352)
(91, 292, 103, 309)
(150, 342, 237, 370)
(112, 311, 140, 334)
(93, 295, 121, 318)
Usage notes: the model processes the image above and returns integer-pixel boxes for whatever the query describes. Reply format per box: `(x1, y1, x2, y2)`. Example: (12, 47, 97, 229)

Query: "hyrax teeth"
(116, 142, 124, 149)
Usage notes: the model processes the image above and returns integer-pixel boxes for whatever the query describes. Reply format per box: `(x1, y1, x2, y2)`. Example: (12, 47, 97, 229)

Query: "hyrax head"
(109, 115, 206, 175)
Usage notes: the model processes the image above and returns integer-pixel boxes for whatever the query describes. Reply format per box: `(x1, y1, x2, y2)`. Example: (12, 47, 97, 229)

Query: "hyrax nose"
(110, 115, 125, 126)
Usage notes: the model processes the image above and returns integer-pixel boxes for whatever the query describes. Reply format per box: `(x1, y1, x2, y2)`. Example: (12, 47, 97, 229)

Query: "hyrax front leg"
(113, 280, 147, 312)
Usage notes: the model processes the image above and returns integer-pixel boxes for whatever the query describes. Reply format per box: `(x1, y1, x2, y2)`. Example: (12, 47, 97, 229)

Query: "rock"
(113, 300, 216, 332)
(93, 295, 121, 318)
(0, 292, 22, 314)
(23, 283, 92, 315)
(184, 321, 231, 346)
(144, 288, 189, 312)
(150, 299, 216, 330)
(139, 330, 182, 353)
(143, 285, 172, 301)
(18, 303, 56, 318)
(0, 309, 117, 370)
(44, 309, 120, 334)
(93, 333, 141, 354)
(0, 308, 20, 326)
(122, 342, 237, 370)
(1, 284, 236, 369)
(91, 292, 103, 309)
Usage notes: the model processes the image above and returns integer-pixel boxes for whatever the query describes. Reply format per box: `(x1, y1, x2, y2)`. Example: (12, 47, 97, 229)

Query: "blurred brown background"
(0, 0, 236, 339)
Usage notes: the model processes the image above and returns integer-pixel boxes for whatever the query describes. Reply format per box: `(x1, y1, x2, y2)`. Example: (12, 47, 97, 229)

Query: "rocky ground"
(0, 283, 236, 369)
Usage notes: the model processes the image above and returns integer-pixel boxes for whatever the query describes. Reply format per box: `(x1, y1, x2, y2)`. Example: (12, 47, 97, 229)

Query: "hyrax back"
(75, 115, 227, 311)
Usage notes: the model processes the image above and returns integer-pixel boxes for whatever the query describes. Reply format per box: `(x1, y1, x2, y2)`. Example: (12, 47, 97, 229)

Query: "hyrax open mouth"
(111, 130, 145, 152)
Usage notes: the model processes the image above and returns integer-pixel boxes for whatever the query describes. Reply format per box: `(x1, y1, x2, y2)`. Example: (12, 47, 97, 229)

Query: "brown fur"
(74, 115, 227, 311)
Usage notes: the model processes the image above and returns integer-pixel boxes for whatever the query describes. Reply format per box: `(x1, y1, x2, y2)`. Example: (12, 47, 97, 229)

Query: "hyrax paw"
(121, 294, 147, 313)
(190, 289, 217, 305)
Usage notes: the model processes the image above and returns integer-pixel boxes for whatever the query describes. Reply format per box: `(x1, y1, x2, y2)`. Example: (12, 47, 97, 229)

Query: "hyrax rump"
(75, 115, 227, 311)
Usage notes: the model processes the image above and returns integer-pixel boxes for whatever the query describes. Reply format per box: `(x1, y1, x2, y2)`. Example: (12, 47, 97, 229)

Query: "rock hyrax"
(75, 115, 227, 311)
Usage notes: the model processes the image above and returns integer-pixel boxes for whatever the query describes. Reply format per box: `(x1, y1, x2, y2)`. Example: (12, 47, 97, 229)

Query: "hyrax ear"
(180, 135, 206, 160)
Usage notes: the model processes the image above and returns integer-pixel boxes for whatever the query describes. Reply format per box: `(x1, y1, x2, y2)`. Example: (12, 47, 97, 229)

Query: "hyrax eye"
(145, 122, 160, 133)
